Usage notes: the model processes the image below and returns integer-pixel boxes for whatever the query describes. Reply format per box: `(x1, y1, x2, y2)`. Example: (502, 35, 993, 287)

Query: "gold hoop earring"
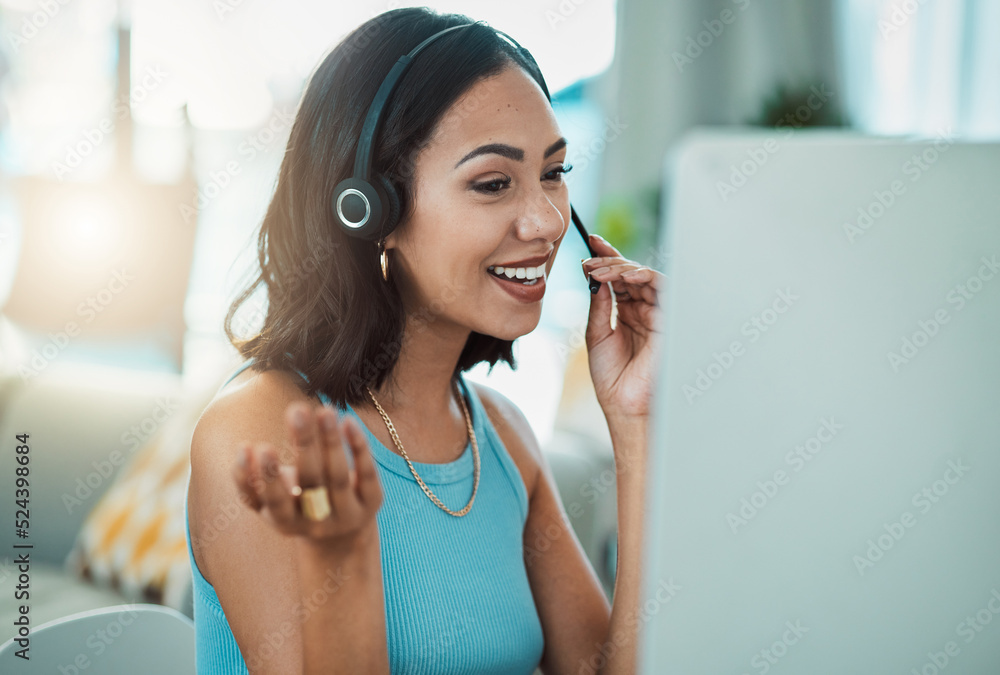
(379, 241, 389, 282)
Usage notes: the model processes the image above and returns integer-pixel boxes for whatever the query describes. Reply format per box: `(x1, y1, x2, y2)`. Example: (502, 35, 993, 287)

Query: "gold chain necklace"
(364, 379, 480, 517)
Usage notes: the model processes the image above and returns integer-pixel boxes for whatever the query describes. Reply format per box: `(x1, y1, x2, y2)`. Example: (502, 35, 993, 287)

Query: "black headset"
(329, 21, 602, 294)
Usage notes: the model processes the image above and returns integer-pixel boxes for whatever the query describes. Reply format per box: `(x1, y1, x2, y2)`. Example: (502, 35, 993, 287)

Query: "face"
(384, 64, 571, 342)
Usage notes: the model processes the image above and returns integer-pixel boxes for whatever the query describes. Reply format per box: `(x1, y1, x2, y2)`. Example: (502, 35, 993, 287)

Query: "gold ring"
(300, 486, 331, 521)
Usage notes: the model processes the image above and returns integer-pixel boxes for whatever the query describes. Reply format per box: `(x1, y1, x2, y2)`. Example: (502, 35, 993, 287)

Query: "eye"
(472, 175, 512, 194)
(544, 164, 573, 182)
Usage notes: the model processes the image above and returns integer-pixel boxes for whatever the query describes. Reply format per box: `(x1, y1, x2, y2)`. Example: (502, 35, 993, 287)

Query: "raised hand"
(232, 402, 384, 555)
(581, 233, 665, 424)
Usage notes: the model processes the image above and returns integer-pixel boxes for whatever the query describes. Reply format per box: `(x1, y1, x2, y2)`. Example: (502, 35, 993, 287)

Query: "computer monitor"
(639, 129, 1000, 674)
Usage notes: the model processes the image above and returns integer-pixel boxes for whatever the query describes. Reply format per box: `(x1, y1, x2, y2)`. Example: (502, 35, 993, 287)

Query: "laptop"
(639, 128, 1000, 674)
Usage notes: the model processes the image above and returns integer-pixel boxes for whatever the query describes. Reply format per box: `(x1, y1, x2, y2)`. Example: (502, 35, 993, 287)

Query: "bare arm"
(189, 371, 389, 674)
(236, 401, 389, 674)
(597, 419, 649, 675)
(579, 233, 664, 673)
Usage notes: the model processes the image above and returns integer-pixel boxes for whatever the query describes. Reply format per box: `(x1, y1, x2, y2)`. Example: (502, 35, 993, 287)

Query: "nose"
(512, 183, 568, 244)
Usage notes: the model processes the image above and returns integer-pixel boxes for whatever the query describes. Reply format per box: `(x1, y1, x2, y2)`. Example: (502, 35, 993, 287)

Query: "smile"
(487, 263, 546, 285)
(487, 265, 547, 303)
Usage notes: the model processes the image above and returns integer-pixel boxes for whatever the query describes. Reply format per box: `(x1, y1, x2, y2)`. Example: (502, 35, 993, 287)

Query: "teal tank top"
(184, 358, 545, 673)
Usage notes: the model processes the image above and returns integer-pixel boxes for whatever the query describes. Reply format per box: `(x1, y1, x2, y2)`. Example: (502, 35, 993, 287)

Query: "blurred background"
(0, 0, 997, 638)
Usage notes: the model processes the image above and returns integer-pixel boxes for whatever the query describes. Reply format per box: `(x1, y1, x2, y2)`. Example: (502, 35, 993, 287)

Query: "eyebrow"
(453, 137, 567, 169)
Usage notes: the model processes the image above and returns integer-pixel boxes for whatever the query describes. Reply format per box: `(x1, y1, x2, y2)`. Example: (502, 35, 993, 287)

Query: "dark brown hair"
(224, 7, 549, 406)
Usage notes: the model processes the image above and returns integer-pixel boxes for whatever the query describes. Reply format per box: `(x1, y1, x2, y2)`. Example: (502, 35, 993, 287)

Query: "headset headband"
(354, 22, 544, 180)
(333, 19, 601, 293)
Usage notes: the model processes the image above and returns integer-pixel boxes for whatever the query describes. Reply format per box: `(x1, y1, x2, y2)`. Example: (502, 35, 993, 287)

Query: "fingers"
(278, 464, 299, 496)
(231, 403, 385, 546)
(317, 407, 361, 522)
(620, 267, 662, 306)
(583, 259, 663, 306)
(587, 233, 623, 257)
(288, 402, 324, 489)
(341, 416, 384, 511)
(256, 444, 299, 527)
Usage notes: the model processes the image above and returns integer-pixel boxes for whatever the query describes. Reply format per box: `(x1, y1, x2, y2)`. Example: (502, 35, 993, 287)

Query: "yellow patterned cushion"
(64, 377, 220, 611)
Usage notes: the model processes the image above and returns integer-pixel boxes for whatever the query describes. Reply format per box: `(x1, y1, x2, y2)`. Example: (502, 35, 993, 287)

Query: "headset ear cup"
(375, 174, 401, 239)
(332, 177, 385, 241)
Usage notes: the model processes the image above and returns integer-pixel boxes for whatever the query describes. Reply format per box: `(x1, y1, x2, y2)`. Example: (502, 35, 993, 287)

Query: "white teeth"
(488, 263, 547, 281)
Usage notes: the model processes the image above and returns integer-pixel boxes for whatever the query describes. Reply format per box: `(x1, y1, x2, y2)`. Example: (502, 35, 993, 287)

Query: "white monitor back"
(639, 129, 1000, 674)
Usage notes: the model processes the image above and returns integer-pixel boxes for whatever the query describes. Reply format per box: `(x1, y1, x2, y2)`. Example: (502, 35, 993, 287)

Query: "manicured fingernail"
(293, 408, 307, 429)
(238, 444, 248, 467)
(621, 270, 639, 277)
(592, 266, 610, 275)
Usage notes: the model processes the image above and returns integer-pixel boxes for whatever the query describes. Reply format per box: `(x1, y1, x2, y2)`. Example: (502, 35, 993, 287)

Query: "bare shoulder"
(185, 363, 333, 672)
(187, 364, 314, 577)
(467, 381, 541, 500)
(190, 365, 312, 473)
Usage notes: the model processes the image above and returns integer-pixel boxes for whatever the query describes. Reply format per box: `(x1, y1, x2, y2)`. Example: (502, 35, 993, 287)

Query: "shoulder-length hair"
(224, 7, 550, 407)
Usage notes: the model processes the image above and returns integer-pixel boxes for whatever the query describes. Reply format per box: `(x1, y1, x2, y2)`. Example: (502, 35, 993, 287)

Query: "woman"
(185, 7, 662, 674)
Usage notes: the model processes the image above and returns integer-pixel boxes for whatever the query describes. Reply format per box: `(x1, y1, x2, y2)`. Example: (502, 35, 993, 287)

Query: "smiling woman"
(218, 11, 574, 407)
(185, 6, 662, 675)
